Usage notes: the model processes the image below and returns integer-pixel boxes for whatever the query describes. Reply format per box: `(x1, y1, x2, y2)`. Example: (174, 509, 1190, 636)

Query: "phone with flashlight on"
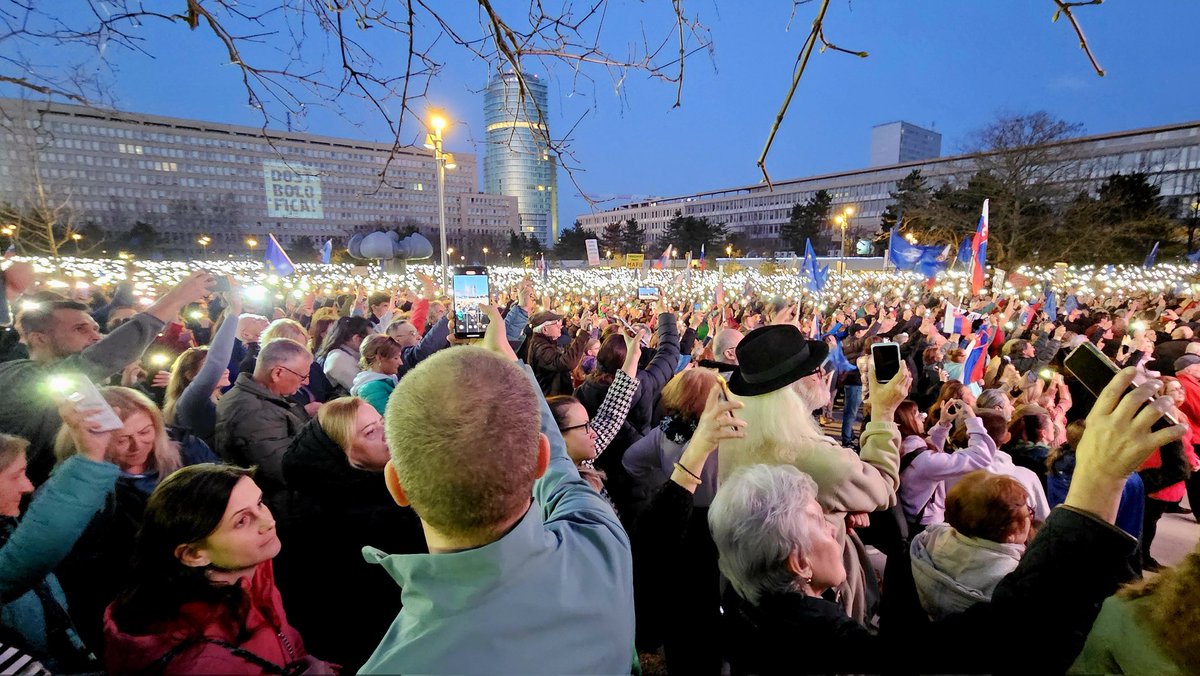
(47, 375, 124, 432)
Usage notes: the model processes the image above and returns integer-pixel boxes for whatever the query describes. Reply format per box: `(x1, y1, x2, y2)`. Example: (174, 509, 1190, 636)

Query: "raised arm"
(174, 290, 242, 429)
(401, 315, 450, 370)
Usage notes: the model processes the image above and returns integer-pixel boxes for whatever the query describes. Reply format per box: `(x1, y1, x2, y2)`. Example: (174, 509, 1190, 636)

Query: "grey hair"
(976, 388, 1011, 414)
(713, 328, 743, 360)
(255, 337, 312, 376)
(708, 464, 820, 606)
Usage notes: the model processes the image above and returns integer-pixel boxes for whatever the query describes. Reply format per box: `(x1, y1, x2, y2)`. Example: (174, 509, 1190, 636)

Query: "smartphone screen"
(637, 286, 660, 301)
(872, 342, 902, 383)
(1064, 342, 1177, 429)
(452, 266, 490, 339)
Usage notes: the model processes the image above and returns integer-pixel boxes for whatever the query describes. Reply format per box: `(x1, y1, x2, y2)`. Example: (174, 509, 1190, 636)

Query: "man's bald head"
(714, 328, 744, 365)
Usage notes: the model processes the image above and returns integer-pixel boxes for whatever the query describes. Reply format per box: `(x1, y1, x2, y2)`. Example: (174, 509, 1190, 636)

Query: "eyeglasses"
(277, 364, 310, 382)
(560, 420, 595, 434)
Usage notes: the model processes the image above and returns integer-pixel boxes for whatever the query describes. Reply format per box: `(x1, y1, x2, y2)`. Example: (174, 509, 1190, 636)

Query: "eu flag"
(264, 234, 296, 276)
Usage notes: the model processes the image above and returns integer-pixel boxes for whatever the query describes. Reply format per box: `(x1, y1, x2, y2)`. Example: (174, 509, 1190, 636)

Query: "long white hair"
(719, 376, 838, 481)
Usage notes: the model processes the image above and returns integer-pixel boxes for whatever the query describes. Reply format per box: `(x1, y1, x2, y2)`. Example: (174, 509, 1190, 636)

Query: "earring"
(804, 576, 812, 586)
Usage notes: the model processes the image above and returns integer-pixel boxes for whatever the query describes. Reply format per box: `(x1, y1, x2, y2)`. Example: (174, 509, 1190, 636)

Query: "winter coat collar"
(230, 372, 292, 406)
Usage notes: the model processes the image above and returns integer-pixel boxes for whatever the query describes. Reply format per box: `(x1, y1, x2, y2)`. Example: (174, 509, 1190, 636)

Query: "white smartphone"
(54, 375, 124, 432)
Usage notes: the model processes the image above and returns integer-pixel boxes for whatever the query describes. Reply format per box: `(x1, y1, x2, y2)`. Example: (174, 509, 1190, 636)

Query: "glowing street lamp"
(71, 232, 83, 254)
(427, 110, 455, 290)
(833, 205, 855, 273)
(482, 246, 489, 264)
(198, 235, 212, 258)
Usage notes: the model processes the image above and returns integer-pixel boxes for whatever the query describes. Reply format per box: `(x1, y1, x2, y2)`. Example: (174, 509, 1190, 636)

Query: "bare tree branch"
(1051, 0, 1106, 77)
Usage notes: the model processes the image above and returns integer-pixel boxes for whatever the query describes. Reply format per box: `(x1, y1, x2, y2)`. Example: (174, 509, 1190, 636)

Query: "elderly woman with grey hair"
(708, 367, 1187, 675)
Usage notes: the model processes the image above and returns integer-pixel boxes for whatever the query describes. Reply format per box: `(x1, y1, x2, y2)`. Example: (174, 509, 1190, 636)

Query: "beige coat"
(720, 420, 901, 622)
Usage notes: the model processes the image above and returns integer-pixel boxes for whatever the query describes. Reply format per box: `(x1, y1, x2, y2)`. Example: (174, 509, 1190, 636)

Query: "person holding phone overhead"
(528, 308, 593, 397)
(718, 323, 910, 624)
(0, 271, 215, 486)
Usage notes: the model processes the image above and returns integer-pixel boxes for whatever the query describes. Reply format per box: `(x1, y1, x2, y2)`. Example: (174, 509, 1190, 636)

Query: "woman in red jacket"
(103, 464, 335, 674)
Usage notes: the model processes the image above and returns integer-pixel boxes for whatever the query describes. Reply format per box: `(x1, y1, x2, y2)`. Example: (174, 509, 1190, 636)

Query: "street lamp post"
(832, 206, 855, 274)
(246, 237, 259, 258)
(71, 232, 82, 254)
(198, 235, 211, 259)
(428, 113, 454, 291)
(482, 246, 489, 265)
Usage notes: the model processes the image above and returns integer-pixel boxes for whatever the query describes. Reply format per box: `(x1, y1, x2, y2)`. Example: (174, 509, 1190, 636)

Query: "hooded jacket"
(351, 370, 396, 414)
(909, 523, 1024, 620)
(279, 419, 425, 672)
(102, 562, 309, 675)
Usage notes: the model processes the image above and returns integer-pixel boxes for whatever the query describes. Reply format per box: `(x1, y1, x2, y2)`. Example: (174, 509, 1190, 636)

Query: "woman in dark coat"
(278, 396, 426, 672)
(574, 311, 679, 515)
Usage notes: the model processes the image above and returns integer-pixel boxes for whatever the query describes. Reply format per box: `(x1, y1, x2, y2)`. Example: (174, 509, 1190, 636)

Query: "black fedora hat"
(728, 325, 830, 397)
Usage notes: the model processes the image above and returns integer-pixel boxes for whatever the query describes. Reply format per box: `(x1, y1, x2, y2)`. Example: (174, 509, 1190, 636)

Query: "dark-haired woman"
(103, 464, 333, 674)
(574, 309, 679, 514)
(318, 315, 372, 397)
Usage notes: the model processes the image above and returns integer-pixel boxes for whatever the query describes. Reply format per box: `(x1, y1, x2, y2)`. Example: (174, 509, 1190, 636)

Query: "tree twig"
(1051, 0, 1105, 77)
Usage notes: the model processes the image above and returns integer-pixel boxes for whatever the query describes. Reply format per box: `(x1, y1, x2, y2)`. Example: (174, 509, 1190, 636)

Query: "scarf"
(659, 415, 698, 445)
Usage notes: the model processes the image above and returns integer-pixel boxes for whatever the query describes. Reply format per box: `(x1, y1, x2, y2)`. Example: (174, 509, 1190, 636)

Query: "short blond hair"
(385, 347, 540, 541)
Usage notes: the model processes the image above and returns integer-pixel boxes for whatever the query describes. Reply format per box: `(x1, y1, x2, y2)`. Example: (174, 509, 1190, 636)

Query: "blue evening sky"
(7, 1, 1199, 230)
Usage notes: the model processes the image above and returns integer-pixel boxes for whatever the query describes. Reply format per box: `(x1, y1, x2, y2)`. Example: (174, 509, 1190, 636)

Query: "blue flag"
(264, 234, 296, 276)
(1044, 282, 1058, 323)
(888, 229, 948, 278)
(1063, 294, 1079, 316)
(1143, 241, 1160, 268)
(957, 237, 973, 268)
(320, 239, 333, 264)
(1187, 249, 1200, 264)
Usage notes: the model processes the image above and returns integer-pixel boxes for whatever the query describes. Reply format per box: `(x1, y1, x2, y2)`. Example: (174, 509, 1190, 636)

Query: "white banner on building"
(263, 160, 324, 219)
(585, 238, 600, 266)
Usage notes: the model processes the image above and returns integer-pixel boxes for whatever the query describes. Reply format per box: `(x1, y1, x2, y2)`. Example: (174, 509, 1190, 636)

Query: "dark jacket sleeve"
(62, 312, 166, 382)
(401, 316, 450, 370)
(920, 506, 1139, 674)
(534, 328, 590, 373)
(637, 313, 681, 398)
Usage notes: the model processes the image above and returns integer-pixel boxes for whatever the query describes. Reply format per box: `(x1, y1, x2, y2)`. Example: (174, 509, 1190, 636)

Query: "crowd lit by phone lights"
(10, 256, 1200, 316)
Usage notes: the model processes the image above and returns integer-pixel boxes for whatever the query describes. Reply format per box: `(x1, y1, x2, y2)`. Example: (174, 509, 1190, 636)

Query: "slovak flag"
(963, 324, 991, 385)
(971, 199, 989, 296)
(943, 303, 966, 334)
(654, 245, 672, 269)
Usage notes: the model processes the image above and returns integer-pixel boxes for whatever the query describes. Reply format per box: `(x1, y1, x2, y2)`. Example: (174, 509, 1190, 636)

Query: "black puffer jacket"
(277, 418, 427, 673)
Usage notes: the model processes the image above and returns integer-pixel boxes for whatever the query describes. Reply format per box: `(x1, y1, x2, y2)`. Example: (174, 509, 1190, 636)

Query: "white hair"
(718, 377, 833, 482)
(708, 464, 819, 606)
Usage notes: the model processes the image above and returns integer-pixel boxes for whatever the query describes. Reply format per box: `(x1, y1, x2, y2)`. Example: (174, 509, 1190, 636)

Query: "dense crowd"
(0, 255, 1198, 674)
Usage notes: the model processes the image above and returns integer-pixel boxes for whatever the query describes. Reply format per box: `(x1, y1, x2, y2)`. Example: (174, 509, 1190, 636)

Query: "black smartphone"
(1063, 341, 1177, 429)
(871, 341, 902, 383)
(451, 266, 490, 339)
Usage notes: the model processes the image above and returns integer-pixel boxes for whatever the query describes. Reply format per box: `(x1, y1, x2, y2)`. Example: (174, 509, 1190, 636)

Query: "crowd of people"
(0, 254, 1198, 674)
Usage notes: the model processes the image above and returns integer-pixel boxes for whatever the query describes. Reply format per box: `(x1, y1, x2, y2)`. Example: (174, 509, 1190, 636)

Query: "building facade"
(578, 120, 1200, 256)
(483, 71, 559, 247)
(870, 121, 942, 167)
(0, 97, 518, 255)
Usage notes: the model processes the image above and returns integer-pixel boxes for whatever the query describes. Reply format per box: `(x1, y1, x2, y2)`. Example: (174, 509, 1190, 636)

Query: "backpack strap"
(899, 448, 925, 473)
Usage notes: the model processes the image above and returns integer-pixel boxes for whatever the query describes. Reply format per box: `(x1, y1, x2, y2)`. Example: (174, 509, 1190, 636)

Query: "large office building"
(870, 121, 942, 166)
(577, 119, 1200, 256)
(0, 97, 518, 255)
(483, 71, 559, 247)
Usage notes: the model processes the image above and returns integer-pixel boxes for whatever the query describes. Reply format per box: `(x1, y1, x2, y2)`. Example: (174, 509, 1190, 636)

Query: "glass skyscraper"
(483, 71, 558, 247)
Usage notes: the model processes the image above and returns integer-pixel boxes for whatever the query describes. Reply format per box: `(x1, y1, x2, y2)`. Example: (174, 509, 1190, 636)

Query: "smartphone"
(1064, 341, 1177, 429)
(49, 375, 124, 432)
(451, 266, 490, 339)
(209, 275, 232, 294)
(637, 286, 660, 301)
(872, 342, 902, 383)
